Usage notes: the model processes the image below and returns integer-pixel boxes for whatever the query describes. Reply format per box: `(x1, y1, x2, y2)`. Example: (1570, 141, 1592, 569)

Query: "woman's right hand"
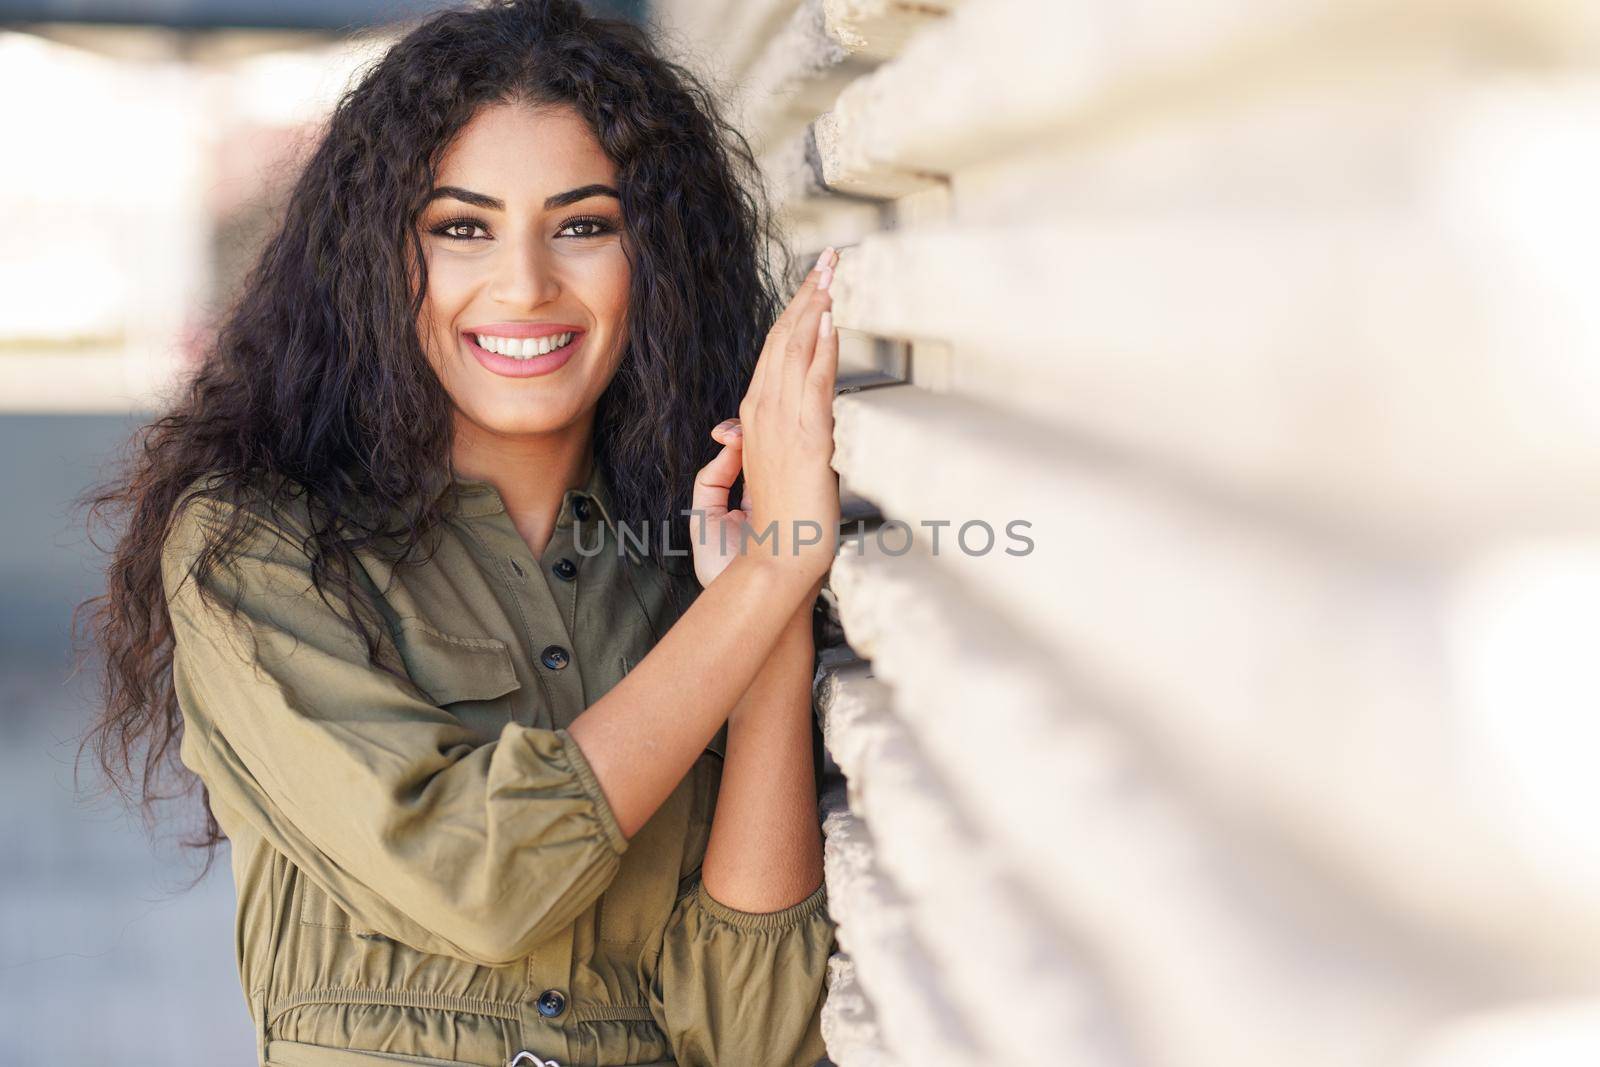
(734, 246, 842, 584)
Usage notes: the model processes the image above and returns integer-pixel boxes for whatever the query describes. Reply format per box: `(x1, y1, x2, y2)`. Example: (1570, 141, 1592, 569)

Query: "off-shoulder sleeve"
(644, 876, 835, 1066)
(161, 489, 628, 968)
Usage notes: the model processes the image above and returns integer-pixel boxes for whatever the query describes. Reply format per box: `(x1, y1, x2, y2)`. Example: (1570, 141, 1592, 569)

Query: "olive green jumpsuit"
(160, 464, 835, 1067)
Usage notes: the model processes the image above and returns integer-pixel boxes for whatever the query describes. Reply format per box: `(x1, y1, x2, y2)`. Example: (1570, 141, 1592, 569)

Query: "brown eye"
(560, 216, 616, 239)
(431, 218, 486, 241)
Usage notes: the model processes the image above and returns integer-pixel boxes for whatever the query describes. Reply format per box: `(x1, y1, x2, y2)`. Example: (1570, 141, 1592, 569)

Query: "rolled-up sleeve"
(161, 491, 628, 968)
(644, 876, 834, 1067)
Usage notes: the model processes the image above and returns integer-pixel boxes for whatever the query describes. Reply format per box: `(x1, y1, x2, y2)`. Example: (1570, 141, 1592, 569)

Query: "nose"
(487, 236, 560, 309)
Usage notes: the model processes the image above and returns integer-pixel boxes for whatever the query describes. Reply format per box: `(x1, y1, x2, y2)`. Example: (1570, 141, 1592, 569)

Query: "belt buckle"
(507, 1053, 561, 1067)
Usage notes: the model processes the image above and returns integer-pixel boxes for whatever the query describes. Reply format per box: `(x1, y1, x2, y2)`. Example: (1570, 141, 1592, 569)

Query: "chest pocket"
(392, 618, 522, 707)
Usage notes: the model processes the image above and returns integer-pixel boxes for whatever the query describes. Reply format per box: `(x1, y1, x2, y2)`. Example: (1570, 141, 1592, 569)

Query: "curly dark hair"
(69, 0, 789, 874)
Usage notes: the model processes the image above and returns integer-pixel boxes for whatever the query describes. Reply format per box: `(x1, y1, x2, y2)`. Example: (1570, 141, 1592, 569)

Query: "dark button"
(552, 558, 577, 581)
(540, 645, 570, 670)
(572, 496, 592, 521)
(535, 988, 566, 1018)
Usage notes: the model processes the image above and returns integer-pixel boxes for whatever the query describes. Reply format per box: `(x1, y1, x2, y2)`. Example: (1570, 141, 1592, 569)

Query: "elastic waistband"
(264, 1039, 676, 1067)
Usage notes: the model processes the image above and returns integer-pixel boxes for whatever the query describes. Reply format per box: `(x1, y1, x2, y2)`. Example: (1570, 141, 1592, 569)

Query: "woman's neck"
(450, 416, 594, 559)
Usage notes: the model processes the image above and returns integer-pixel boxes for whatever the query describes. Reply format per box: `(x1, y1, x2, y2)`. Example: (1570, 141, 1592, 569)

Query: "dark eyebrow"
(424, 183, 621, 211)
(545, 183, 621, 210)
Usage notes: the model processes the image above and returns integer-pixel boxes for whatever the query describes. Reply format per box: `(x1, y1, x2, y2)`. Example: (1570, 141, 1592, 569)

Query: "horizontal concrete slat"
(736, 0, 956, 149)
(726, 0, 853, 151)
(825, 209, 1600, 545)
(810, 0, 1600, 190)
(822, 0, 957, 61)
(828, 382, 1600, 974)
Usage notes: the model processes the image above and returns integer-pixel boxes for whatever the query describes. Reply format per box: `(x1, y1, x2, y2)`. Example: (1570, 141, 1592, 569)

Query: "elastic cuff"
(555, 726, 629, 855)
(695, 877, 829, 931)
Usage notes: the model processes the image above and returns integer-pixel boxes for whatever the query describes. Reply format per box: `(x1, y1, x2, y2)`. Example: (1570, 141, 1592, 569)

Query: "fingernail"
(820, 310, 833, 337)
(818, 265, 833, 291)
(813, 246, 835, 273)
(728, 422, 743, 435)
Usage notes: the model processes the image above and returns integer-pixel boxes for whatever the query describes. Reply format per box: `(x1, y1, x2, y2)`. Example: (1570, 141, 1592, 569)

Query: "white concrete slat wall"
(650, 0, 1600, 1064)
(817, 657, 1117, 1065)
(814, 946, 899, 1067)
(829, 386, 1600, 977)
(828, 544, 1481, 1067)
(816, 765, 984, 1065)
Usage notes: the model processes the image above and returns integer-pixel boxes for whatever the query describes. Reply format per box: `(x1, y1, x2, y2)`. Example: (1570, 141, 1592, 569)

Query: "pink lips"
(463, 326, 585, 379)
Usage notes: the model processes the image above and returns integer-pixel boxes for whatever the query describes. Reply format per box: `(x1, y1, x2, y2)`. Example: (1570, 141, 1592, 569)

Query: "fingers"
(692, 439, 745, 518)
(802, 309, 840, 430)
(749, 247, 836, 405)
(780, 274, 832, 412)
(772, 246, 836, 338)
(710, 417, 743, 447)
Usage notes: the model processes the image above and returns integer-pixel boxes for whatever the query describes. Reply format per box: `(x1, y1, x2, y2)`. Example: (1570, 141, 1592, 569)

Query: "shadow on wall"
(0, 412, 252, 1066)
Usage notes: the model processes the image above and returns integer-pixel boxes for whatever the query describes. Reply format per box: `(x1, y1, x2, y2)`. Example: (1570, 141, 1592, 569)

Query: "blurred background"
(9, 0, 1600, 1065)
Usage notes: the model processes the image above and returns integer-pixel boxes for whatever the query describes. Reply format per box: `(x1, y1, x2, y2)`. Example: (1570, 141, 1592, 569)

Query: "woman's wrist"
(725, 550, 829, 617)
(723, 563, 818, 726)
(773, 596, 815, 661)
(727, 595, 815, 726)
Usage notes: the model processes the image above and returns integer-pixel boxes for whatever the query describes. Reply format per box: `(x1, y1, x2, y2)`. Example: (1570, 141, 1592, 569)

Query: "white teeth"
(474, 332, 574, 358)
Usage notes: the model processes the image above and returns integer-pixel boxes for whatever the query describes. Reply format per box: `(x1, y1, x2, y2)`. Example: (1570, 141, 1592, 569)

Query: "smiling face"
(414, 100, 631, 443)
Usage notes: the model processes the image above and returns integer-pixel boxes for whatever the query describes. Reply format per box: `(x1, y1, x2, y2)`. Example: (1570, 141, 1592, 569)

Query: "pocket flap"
(394, 618, 521, 706)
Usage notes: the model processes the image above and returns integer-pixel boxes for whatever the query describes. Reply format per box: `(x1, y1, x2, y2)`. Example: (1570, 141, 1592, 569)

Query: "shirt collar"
(441, 459, 622, 537)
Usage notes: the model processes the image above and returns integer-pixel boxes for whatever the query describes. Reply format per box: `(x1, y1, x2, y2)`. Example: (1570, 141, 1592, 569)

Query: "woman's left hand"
(691, 418, 829, 608)
(690, 418, 751, 588)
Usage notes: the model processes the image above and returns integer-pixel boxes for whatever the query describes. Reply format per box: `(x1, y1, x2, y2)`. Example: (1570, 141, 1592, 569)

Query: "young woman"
(75, 2, 842, 1064)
